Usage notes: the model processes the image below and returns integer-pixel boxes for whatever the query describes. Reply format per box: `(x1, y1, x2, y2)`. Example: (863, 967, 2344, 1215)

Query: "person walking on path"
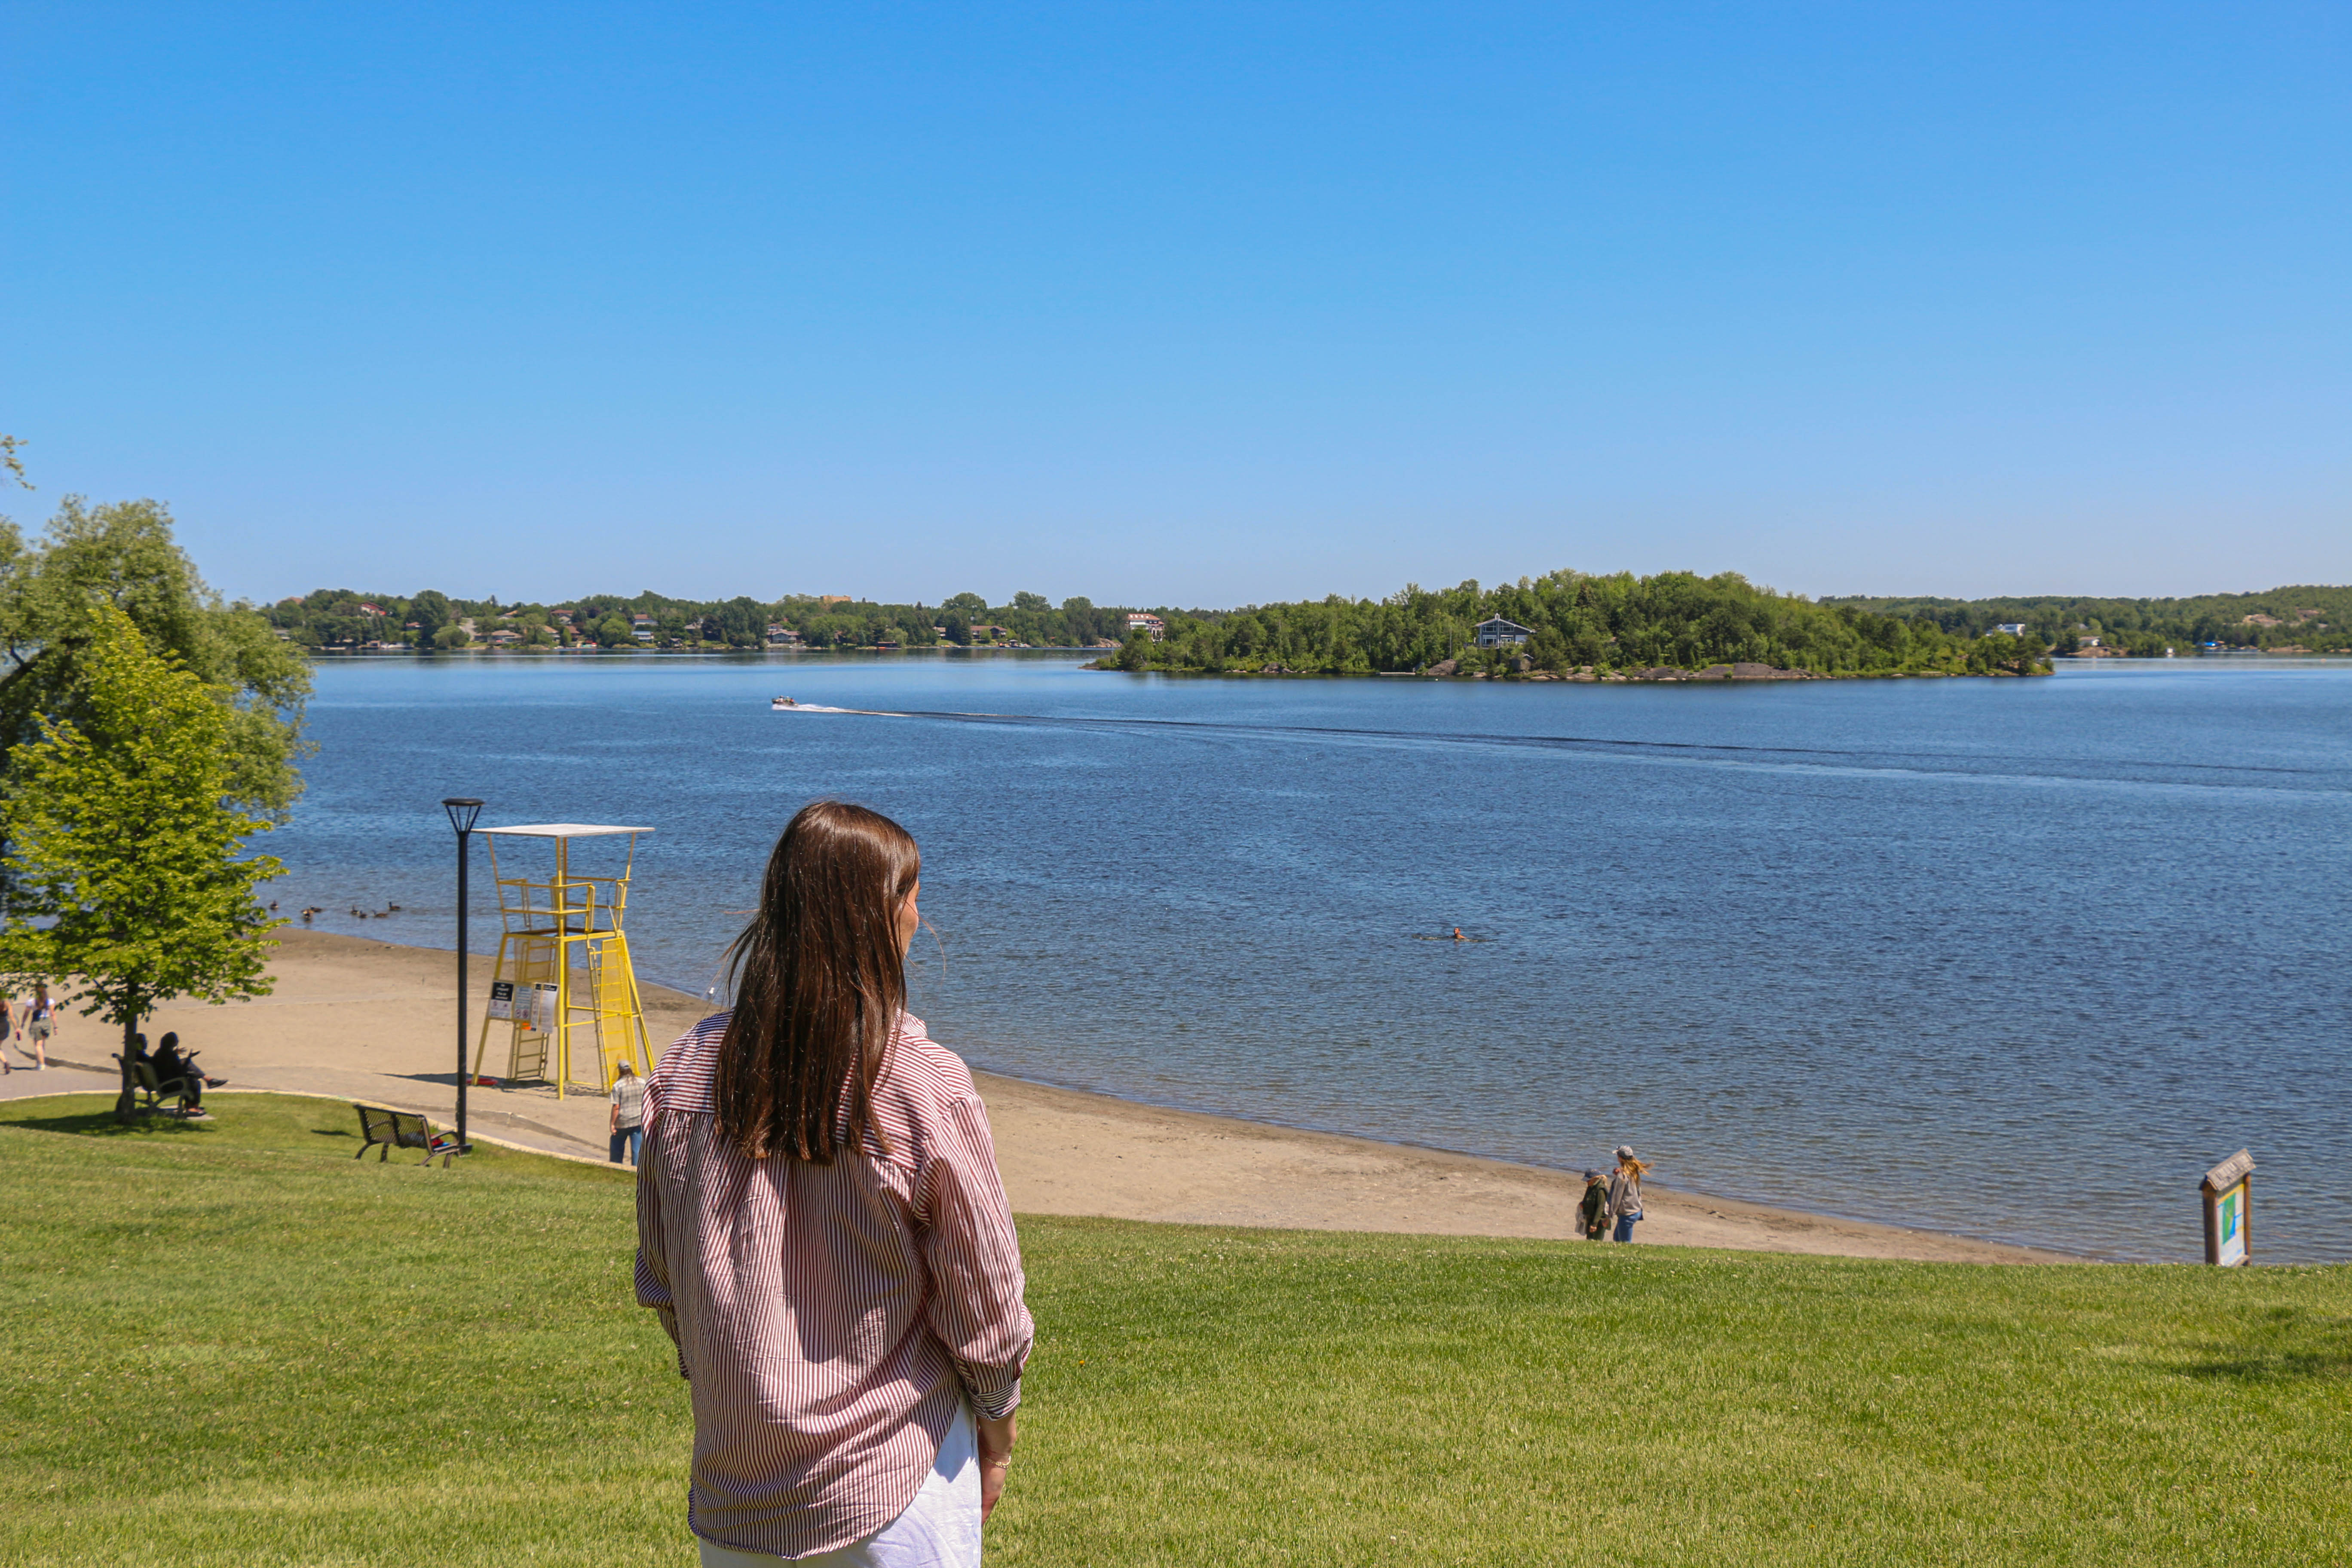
(609, 1060, 646, 1166)
(1608, 1146, 1649, 1242)
(18, 983, 55, 1070)
(637, 800, 1033, 1568)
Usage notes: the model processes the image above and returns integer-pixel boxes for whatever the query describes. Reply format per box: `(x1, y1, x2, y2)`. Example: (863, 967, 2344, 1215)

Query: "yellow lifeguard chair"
(471, 823, 654, 1098)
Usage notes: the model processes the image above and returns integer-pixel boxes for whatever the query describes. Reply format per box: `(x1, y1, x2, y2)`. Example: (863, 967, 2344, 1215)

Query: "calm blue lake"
(266, 653, 2352, 1263)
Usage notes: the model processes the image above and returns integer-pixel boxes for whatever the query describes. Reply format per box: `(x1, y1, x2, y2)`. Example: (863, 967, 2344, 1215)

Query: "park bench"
(114, 1054, 201, 1118)
(352, 1104, 464, 1167)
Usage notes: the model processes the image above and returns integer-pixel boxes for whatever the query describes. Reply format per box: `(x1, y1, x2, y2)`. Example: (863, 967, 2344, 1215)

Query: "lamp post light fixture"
(441, 797, 485, 1154)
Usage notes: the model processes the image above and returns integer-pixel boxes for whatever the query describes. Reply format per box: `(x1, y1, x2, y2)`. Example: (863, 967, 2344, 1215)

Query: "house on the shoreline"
(1475, 616, 1536, 648)
(1126, 613, 1167, 642)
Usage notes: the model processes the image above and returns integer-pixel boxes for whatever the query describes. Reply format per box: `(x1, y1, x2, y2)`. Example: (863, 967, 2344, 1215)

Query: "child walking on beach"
(1578, 1169, 1611, 1240)
(1607, 1146, 1649, 1242)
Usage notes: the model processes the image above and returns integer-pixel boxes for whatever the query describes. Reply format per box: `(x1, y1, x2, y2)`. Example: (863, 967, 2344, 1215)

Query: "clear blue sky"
(5, 3, 2346, 607)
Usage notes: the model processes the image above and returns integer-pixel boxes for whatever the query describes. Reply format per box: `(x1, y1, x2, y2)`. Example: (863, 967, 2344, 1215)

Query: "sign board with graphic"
(2200, 1148, 2255, 1266)
(486, 980, 517, 1020)
(2214, 1182, 2248, 1266)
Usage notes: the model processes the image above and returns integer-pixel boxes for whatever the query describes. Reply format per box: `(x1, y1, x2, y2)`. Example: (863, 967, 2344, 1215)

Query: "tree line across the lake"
(265, 586, 1138, 652)
(1822, 586, 2352, 657)
(263, 567, 2352, 677)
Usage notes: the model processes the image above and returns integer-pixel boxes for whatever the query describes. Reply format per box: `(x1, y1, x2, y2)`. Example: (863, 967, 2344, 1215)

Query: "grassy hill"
(2, 1093, 2344, 1566)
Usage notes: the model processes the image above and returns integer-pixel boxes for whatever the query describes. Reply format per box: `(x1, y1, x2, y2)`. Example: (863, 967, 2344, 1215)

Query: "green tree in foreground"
(0, 497, 310, 820)
(0, 606, 284, 1118)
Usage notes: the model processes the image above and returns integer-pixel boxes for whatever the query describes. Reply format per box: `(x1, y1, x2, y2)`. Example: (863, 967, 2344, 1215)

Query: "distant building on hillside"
(1992, 622, 2027, 636)
(766, 624, 800, 646)
(820, 594, 852, 606)
(1126, 613, 1167, 642)
(631, 614, 657, 643)
(1474, 617, 1535, 648)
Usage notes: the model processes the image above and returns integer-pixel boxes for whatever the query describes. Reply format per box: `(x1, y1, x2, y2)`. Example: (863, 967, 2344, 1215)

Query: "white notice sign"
(2216, 1182, 2248, 1266)
(530, 982, 562, 1030)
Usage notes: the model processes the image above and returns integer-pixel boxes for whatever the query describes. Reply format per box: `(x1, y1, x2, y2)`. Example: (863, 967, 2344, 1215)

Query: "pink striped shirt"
(635, 1011, 1033, 1559)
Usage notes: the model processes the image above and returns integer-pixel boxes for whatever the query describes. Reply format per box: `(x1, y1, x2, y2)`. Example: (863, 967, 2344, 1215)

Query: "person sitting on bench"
(149, 1032, 224, 1105)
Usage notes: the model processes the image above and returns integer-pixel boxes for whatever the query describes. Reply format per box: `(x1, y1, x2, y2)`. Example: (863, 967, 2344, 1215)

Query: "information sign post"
(2200, 1148, 2254, 1266)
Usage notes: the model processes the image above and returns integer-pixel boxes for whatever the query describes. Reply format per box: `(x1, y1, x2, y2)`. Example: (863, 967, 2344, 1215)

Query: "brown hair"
(715, 800, 921, 1161)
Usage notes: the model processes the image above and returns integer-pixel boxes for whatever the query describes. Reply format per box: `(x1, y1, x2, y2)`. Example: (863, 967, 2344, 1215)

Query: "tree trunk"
(113, 1009, 140, 1125)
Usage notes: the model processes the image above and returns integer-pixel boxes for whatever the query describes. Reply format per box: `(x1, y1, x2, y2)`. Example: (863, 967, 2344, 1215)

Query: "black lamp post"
(441, 798, 485, 1154)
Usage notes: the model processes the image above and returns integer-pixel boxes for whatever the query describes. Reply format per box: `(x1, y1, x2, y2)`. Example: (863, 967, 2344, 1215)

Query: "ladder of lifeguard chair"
(505, 931, 560, 1083)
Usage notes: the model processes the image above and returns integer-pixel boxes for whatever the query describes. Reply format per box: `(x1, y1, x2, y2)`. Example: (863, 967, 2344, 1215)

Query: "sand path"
(28, 930, 2059, 1264)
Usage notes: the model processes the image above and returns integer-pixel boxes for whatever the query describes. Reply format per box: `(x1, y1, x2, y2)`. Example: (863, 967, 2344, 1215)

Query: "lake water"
(266, 654, 2352, 1263)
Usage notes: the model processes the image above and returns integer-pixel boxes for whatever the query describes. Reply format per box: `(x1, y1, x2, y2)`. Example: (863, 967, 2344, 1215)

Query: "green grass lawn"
(2, 1093, 2345, 1566)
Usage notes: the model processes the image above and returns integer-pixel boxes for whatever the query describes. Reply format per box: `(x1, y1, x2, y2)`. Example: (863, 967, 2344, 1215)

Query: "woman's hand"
(977, 1412, 1016, 1521)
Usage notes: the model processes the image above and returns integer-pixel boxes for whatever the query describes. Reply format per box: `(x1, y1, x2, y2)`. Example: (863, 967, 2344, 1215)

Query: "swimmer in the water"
(1452, 927, 1466, 942)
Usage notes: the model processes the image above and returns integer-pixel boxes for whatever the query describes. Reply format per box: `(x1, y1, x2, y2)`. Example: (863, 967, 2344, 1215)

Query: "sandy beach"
(25, 929, 2060, 1264)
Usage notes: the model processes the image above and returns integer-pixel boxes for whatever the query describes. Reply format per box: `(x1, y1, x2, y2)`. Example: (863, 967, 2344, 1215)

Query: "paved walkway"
(0, 1059, 122, 1100)
(9, 930, 696, 1164)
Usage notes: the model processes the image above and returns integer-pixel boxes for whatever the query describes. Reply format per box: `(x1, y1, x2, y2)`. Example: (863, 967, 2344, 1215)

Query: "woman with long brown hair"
(1608, 1145, 1651, 1242)
(637, 802, 1033, 1567)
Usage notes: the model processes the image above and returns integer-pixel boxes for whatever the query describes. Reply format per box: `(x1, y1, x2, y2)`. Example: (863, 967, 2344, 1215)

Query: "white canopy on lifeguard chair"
(471, 823, 655, 1098)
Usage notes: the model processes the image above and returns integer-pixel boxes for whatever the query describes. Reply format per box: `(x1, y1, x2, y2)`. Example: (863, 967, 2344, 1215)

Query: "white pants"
(698, 1403, 980, 1568)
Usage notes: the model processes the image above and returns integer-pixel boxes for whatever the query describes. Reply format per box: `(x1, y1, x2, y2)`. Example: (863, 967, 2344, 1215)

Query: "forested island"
(262, 569, 2349, 680)
(1087, 571, 2051, 678)
(1092, 574, 2352, 677)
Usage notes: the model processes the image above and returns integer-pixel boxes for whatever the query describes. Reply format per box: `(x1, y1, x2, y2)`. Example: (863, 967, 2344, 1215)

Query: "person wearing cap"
(1607, 1145, 1650, 1242)
(609, 1059, 646, 1166)
(1577, 1169, 1611, 1240)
